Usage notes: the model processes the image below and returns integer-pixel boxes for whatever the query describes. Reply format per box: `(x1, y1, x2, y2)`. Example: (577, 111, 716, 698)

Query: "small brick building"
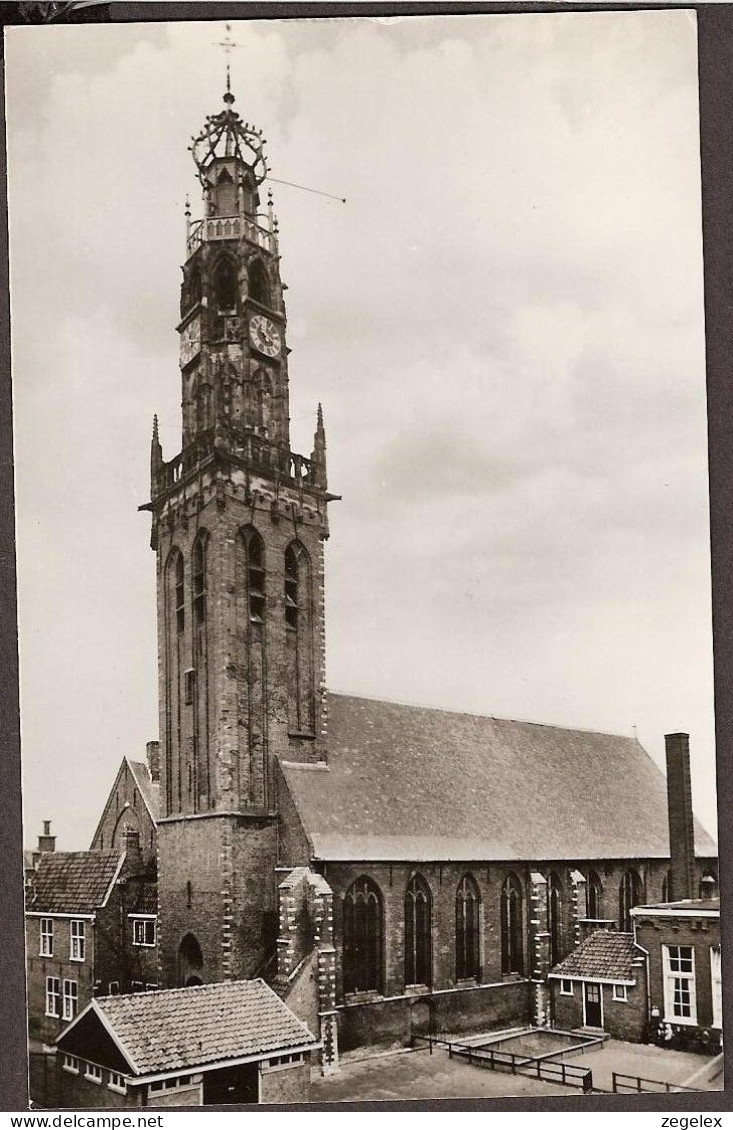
(26, 829, 157, 1058)
(548, 930, 648, 1041)
(632, 897, 721, 1053)
(54, 980, 318, 1106)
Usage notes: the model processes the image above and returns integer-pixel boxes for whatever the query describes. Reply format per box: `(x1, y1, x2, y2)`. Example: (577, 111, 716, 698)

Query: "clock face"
(249, 314, 282, 359)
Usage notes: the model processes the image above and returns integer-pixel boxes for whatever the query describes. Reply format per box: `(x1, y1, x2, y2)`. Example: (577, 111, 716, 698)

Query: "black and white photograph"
(5, 7, 724, 1107)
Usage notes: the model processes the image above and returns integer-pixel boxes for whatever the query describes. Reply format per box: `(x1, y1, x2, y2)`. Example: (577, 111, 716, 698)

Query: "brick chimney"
(37, 820, 56, 854)
(665, 732, 695, 902)
(146, 740, 160, 783)
(121, 828, 144, 876)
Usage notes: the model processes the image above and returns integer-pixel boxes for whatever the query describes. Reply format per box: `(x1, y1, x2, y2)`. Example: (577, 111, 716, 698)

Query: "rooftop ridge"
(96, 976, 269, 1003)
(325, 688, 641, 742)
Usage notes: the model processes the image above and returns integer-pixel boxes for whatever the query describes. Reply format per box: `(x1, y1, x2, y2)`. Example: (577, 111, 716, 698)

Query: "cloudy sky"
(5, 11, 717, 849)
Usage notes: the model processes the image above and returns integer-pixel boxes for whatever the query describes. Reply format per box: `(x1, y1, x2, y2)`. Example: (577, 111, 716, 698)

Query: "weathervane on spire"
(213, 22, 239, 97)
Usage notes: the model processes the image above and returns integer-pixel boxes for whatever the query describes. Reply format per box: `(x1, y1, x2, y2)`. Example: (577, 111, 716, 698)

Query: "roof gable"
(279, 693, 717, 862)
(56, 1005, 133, 1074)
(29, 850, 123, 914)
(89, 757, 160, 855)
(549, 930, 644, 983)
(83, 980, 317, 1076)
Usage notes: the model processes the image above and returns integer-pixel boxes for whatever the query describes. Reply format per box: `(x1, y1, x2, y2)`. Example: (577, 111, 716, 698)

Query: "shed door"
(584, 982, 603, 1028)
(203, 1062, 259, 1105)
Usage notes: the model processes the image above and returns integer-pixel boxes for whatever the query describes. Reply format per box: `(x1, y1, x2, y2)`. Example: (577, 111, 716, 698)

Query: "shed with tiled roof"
(55, 980, 319, 1107)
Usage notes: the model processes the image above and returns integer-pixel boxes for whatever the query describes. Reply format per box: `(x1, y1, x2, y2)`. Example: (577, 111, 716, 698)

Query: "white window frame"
(612, 984, 628, 1002)
(40, 918, 53, 957)
(62, 978, 78, 1021)
(84, 1062, 102, 1084)
(132, 918, 156, 947)
(108, 981, 120, 995)
(560, 979, 573, 995)
(45, 977, 61, 1018)
(70, 919, 86, 962)
(711, 945, 722, 1029)
(663, 944, 697, 1025)
(131, 980, 144, 993)
(62, 1055, 80, 1074)
(145, 982, 158, 991)
(108, 1072, 127, 1094)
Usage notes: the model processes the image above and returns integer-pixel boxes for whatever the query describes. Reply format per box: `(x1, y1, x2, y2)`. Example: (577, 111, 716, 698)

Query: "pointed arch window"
(587, 869, 603, 920)
(661, 870, 671, 903)
(214, 257, 237, 312)
(405, 874, 432, 987)
(284, 544, 300, 631)
(255, 369, 272, 435)
(193, 535, 207, 626)
(619, 869, 642, 932)
(501, 874, 524, 976)
(548, 872, 564, 966)
(343, 877, 383, 995)
(456, 874, 481, 981)
(242, 527, 265, 623)
(248, 259, 270, 307)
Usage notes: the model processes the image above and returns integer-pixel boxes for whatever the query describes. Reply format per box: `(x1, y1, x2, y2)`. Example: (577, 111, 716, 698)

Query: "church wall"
(157, 814, 278, 985)
(322, 858, 696, 1005)
(338, 980, 532, 1053)
(325, 861, 532, 999)
(275, 764, 312, 867)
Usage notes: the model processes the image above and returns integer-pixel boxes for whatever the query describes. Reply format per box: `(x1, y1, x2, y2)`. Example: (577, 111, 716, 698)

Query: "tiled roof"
(549, 931, 643, 983)
(29, 851, 122, 914)
(90, 980, 317, 1075)
(127, 759, 161, 821)
(279, 693, 717, 862)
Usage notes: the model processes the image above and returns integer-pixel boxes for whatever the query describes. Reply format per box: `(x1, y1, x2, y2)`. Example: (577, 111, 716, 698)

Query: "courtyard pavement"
(310, 1037, 722, 1103)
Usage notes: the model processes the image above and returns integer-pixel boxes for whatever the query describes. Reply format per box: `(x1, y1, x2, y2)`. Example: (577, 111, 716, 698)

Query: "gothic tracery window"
(405, 874, 432, 987)
(284, 541, 315, 734)
(548, 872, 564, 965)
(343, 877, 383, 995)
(456, 874, 481, 981)
(619, 868, 642, 932)
(501, 874, 524, 976)
(586, 869, 603, 920)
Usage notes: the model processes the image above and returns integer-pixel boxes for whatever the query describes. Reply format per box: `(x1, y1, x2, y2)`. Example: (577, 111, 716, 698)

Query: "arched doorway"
(178, 932, 204, 987)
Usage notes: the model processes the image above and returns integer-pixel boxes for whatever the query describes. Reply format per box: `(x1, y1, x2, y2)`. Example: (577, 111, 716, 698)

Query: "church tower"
(144, 83, 334, 986)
